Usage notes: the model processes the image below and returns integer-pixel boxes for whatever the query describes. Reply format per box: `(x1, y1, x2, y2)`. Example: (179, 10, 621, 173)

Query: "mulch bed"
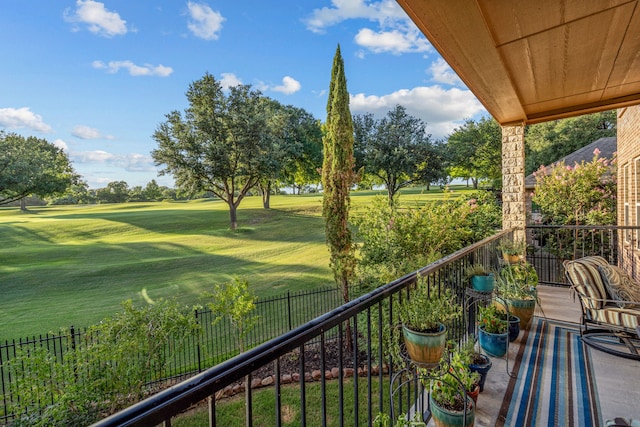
(214, 337, 387, 400)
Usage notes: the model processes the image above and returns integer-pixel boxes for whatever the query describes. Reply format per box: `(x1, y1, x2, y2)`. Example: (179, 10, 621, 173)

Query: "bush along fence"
(0, 286, 346, 424)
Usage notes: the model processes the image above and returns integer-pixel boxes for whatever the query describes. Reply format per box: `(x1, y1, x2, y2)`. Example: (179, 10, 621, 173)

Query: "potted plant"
(458, 340, 492, 392)
(464, 263, 495, 293)
(495, 261, 542, 330)
(449, 348, 481, 404)
(497, 239, 527, 264)
(428, 354, 476, 427)
(398, 276, 462, 365)
(477, 304, 509, 357)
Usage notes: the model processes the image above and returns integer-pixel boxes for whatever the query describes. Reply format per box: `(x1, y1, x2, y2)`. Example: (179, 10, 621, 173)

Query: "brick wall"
(616, 106, 640, 280)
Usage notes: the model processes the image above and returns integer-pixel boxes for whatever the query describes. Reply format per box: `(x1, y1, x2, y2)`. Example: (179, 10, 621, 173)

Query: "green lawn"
(173, 377, 392, 427)
(0, 186, 474, 340)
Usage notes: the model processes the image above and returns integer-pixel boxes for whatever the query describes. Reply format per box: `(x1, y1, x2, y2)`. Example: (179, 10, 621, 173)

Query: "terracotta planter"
(502, 253, 521, 264)
(402, 323, 447, 365)
(467, 384, 480, 405)
(504, 298, 535, 330)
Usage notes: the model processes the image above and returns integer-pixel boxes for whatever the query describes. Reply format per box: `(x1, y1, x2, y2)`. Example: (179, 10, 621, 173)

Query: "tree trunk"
(262, 181, 271, 209)
(20, 198, 26, 211)
(229, 202, 238, 231)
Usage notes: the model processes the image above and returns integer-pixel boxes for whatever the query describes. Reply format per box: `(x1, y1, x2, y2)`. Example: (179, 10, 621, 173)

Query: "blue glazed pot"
(478, 326, 508, 357)
(468, 353, 492, 392)
(471, 274, 495, 292)
(508, 315, 521, 342)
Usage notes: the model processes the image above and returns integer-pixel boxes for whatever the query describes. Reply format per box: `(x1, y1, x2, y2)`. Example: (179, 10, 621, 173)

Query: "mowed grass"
(0, 186, 474, 340)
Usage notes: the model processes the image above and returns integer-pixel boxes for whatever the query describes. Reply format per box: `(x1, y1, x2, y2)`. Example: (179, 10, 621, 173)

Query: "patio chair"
(564, 256, 640, 360)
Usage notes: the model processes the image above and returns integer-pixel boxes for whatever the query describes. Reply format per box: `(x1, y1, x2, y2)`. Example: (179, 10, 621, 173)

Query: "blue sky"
(0, 0, 487, 188)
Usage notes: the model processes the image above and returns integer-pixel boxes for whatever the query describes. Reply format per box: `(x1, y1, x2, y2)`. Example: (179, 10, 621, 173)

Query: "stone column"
(501, 124, 526, 242)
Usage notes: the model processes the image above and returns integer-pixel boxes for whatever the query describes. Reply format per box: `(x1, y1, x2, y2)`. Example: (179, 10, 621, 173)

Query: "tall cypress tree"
(322, 45, 356, 306)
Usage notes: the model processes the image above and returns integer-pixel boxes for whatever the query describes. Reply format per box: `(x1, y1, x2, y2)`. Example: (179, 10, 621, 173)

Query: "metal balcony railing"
(93, 231, 512, 427)
(8, 225, 635, 426)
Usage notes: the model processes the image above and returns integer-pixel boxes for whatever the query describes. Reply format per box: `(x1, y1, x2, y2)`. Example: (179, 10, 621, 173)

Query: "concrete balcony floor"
(465, 285, 640, 426)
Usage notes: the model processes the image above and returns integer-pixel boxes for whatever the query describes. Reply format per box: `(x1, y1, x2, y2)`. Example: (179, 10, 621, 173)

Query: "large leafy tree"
(525, 110, 616, 174)
(259, 101, 322, 204)
(354, 105, 444, 202)
(446, 116, 502, 188)
(0, 131, 76, 206)
(279, 106, 323, 195)
(151, 73, 271, 230)
(322, 45, 357, 306)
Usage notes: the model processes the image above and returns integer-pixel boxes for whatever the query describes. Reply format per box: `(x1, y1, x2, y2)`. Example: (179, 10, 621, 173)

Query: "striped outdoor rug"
(497, 317, 602, 427)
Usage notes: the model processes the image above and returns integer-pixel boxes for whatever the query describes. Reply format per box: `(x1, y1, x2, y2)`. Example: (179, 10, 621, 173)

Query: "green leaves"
(0, 131, 77, 205)
(206, 277, 258, 352)
(532, 150, 616, 226)
(322, 46, 357, 297)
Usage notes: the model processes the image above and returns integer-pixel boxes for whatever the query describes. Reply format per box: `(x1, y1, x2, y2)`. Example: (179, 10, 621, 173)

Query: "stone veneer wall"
(501, 124, 526, 242)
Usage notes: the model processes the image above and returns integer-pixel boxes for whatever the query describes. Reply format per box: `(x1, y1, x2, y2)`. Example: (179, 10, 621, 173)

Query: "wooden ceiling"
(396, 0, 640, 125)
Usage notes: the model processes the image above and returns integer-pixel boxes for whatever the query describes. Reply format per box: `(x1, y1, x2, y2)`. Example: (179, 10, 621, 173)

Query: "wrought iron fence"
(92, 230, 511, 427)
(526, 225, 640, 286)
(0, 286, 344, 423)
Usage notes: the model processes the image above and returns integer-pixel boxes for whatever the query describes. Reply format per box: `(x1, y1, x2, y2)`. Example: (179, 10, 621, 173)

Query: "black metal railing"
(526, 225, 640, 286)
(92, 230, 511, 427)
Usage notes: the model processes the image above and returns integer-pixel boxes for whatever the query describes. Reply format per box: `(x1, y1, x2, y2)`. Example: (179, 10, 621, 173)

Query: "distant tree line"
(1, 75, 616, 228)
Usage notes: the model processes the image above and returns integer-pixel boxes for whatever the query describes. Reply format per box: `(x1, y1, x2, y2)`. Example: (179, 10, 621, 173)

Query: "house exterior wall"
(616, 106, 640, 279)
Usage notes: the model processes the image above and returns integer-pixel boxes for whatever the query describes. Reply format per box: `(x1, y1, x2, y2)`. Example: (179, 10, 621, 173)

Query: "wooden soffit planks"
(396, 0, 640, 125)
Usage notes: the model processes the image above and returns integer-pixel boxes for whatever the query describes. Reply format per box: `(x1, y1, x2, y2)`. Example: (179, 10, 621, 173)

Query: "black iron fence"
(92, 230, 510, 427)
(0, 286, 345, 423)
(526, 225, 640, 286)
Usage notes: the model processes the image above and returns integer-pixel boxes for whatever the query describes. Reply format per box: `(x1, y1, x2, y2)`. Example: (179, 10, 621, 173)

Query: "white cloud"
(187, 2, 225, 40)
(64, 0, 128, 37)
(92, 60, 173, 77)
(349, 86, 486, 139)
(53, 139, 69, 151)
(272, 76, 301, 95)
(72, 125, 114, 140)
(304, 0, 405, 33)
(429, 58, 464, 87)
(0, 107, 52, 133)
(355, 27, 430, 54)
(220, 72, 242, 89)
(72, 150, 156, 172)
(305, 1, 429, 55)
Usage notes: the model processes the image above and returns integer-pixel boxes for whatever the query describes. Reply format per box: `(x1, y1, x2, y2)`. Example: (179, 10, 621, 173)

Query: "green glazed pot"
(402, 323, 447, 365)
(471, 274, 495, 292)
(429, 394, 475, 427)
(505, 298, 535, 330)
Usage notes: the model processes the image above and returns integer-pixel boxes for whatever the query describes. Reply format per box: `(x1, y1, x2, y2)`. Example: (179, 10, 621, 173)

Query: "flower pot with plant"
(497, 239, 527, 264)
(428, 354, 476, 427)
(478, 304, 509, 357)
(464, 263, 495, 293)
(495, 261, 542, 330)
(458, 340, 492, 392)
(399, 276, 462, 365)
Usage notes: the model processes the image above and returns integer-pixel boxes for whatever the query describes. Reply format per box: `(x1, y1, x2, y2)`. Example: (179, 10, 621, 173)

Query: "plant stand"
(390, 346, 472, 426)
(465, 288, 517, 378)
